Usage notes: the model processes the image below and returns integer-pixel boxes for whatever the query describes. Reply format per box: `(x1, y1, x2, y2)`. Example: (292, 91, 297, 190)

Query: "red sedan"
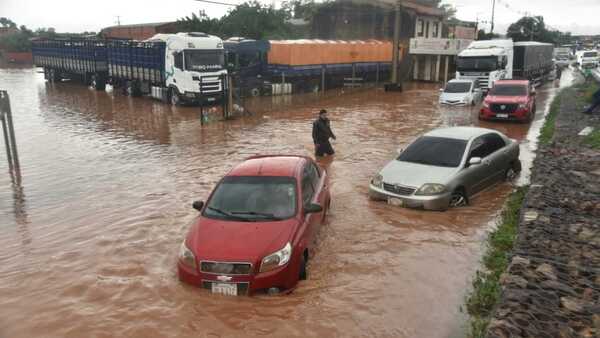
(479, 80, 537, 122)
(178, 155, 331, 296)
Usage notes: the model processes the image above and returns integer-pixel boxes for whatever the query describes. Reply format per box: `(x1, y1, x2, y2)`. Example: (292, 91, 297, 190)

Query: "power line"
(194, 0, 238, 6)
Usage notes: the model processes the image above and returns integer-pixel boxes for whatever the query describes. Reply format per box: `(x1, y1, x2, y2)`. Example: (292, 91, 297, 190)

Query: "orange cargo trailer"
(268, 40, 395, 66)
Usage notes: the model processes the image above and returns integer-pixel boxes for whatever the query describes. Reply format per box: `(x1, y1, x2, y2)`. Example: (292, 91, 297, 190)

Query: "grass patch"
(583, 128, 600, 149)
(465, 187, 528, 338)
(539, 94, 562, 145)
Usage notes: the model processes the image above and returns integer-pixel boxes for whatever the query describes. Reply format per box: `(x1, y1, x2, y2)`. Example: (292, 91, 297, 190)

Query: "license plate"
(387, 197, 404, 206)
(211, 282, 237, 296)
(496, 113, 509, 118)
(207, 97, 216, 102)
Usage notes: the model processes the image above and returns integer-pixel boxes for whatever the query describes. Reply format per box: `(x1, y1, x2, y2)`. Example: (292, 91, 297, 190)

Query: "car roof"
(228, 155, 306, 177)
(494, 80, 529, 86)
(448, 79, 474, 84)
(424, 127, 501, 141)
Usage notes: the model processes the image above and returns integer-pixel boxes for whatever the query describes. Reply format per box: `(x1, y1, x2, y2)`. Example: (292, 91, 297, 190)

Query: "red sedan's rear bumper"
(479, 106, 530, 121)
(178, 257, 300, 295)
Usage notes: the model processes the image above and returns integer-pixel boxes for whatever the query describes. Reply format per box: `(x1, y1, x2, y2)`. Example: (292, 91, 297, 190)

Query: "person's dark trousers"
(315, 141, 335, 157)
(583, 100, 600, 114)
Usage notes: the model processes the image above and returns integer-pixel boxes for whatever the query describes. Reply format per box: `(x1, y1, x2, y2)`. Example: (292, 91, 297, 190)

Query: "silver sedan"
(369, 127, 521, 211)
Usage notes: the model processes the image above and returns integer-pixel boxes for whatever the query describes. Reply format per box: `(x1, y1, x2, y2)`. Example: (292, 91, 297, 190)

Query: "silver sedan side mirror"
(469, 157, 482, 166)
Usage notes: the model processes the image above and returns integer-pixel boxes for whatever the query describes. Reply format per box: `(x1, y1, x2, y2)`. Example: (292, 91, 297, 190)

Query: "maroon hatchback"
(178, 155, 331, 295)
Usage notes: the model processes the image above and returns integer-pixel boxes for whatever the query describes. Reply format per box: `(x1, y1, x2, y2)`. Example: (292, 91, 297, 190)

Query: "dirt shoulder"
(486, 82, 600, 337)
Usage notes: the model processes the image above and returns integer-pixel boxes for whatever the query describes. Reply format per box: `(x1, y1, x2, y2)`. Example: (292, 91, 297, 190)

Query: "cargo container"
(32, 32, 227, 105)
(224, 38, 395, 96)
(513, 42, 554, 80)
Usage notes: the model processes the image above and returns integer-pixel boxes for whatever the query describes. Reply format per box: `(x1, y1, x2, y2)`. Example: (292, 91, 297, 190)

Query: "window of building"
(417, 19, 424, 37)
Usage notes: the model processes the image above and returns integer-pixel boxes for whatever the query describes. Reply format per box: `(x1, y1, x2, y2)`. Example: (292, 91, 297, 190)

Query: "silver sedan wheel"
(450, 190, 467, 207)
(505, 167, 518, 181)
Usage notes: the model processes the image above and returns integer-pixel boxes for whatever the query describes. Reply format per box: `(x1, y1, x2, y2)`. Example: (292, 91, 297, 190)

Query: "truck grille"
(491, 104, 518, 114)
(200, 261, 253, 275)
(383, 183, 416, 196)
(200, 78, 222, 93)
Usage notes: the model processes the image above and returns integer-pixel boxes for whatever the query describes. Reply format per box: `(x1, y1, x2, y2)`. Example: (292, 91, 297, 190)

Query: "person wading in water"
(312, 109, 336, 157)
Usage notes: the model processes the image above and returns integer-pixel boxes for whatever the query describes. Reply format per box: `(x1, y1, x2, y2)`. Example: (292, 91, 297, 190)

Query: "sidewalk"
(486, 82, 600, 337)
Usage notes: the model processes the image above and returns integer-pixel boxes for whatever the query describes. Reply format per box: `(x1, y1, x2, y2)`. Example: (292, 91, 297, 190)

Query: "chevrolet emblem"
(217, 275, 233, 282)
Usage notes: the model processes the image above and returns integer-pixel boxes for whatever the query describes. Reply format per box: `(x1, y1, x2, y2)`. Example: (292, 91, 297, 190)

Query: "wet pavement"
(0, 68, 570, 338)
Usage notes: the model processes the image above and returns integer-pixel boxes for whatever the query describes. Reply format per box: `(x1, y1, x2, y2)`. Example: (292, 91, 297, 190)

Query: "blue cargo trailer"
(32, 33, 228, 105)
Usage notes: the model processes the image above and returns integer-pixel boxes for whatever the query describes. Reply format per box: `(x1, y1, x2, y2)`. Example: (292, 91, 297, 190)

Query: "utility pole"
(116, 16, 121, 26)
(386, 0, 403, 91)
(490, 0, 496, 35)
(0, 91, 20, 174)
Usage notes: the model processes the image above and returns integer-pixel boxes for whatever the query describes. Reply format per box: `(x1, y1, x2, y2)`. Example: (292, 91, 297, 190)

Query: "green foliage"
(0, 31, 32, 52)
(506, 16, 570, 44)
(539, 92, 563, 144)
(466, 187, 528, 338)
(477, 30, 500, 41)
(0, 17, 17, 28)
(177, 1, 305, 40)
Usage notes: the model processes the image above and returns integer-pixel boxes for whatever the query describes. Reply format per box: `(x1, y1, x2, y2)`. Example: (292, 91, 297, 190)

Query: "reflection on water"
(0, 67, 566, 338)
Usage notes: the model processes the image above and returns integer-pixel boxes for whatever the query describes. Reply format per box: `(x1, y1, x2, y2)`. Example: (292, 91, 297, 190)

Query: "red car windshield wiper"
(206, 207, 254, 222)
(231, 211, 284, 220)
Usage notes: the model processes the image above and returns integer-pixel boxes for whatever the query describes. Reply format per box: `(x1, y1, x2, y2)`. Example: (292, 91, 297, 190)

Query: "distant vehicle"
(369, 127, 521, 211)
(480, 80, 537, 122)
(575, 50, 599, 69)
(456, 40, 554, 92)
(32, 33, 228, 105)
(439, 79, 483, 106)
(554, 47, 571, 68)
(178, 155, 331, 296)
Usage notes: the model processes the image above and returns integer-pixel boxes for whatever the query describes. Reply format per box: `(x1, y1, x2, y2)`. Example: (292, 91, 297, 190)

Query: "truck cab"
(456, 39, 514, 92)
(150, 32, 227, 104)
(480, 80, 536, 122)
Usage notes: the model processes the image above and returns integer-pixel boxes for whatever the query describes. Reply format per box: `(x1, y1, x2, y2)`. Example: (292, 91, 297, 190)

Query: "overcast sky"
(1, 0, 599, 35)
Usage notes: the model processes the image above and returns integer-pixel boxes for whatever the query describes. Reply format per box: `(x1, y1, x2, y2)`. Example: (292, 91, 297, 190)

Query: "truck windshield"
(185, 50, 225, 72)
(456, 56, 499, 72)
(444, 82, 471, 93)
(489, 85, 527, 96)
(583, 52, 597, 58)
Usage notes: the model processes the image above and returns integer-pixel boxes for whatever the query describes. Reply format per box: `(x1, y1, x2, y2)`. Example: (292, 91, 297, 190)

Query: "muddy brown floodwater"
(0, 68, 569, 338)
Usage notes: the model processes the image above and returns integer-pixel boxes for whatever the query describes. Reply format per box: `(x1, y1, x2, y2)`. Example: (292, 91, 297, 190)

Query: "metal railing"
(0, 90, 20, 173)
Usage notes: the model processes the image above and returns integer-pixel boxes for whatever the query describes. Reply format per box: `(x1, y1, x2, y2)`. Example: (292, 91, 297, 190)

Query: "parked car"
(369, 127, 521, 211)
(479, 80, 537, 122)
(439, 79, 483, 106)
(178, 155, 331, 296)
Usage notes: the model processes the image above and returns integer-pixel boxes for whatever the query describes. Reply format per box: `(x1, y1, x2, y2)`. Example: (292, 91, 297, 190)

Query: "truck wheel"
(91, 75, 106, 91)
(249, 87, 261, 97)
(170, 89, 181, 106)
(126, 81, 141, 97)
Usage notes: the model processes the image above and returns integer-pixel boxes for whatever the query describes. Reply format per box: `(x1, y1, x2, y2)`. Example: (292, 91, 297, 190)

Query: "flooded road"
(0, 68, 567, 338)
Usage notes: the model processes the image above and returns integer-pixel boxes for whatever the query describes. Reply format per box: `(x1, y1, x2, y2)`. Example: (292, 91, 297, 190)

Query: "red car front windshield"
(489, 85, 527, 96)
(203, 176, 297, 222)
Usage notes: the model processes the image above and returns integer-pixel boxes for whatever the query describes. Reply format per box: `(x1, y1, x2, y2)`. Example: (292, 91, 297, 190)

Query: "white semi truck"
(456, 39, 554, 91)
(32, 32, 227, 105)
(455, 39, 514, 92)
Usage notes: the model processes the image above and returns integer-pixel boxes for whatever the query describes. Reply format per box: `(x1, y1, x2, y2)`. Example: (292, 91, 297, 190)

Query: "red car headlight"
(179, 241, 197, 270)
(260, 242, 292, 273)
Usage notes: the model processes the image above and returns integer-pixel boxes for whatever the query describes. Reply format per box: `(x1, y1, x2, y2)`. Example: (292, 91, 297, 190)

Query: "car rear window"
(398, 136, 467, 168)
(203, 176, 297, 221)
(489, 85, 527, 96)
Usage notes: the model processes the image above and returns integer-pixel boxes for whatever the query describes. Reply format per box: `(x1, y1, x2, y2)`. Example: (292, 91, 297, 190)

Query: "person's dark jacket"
(312, 118, 336, 144)
(593, 88, 600, 101)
